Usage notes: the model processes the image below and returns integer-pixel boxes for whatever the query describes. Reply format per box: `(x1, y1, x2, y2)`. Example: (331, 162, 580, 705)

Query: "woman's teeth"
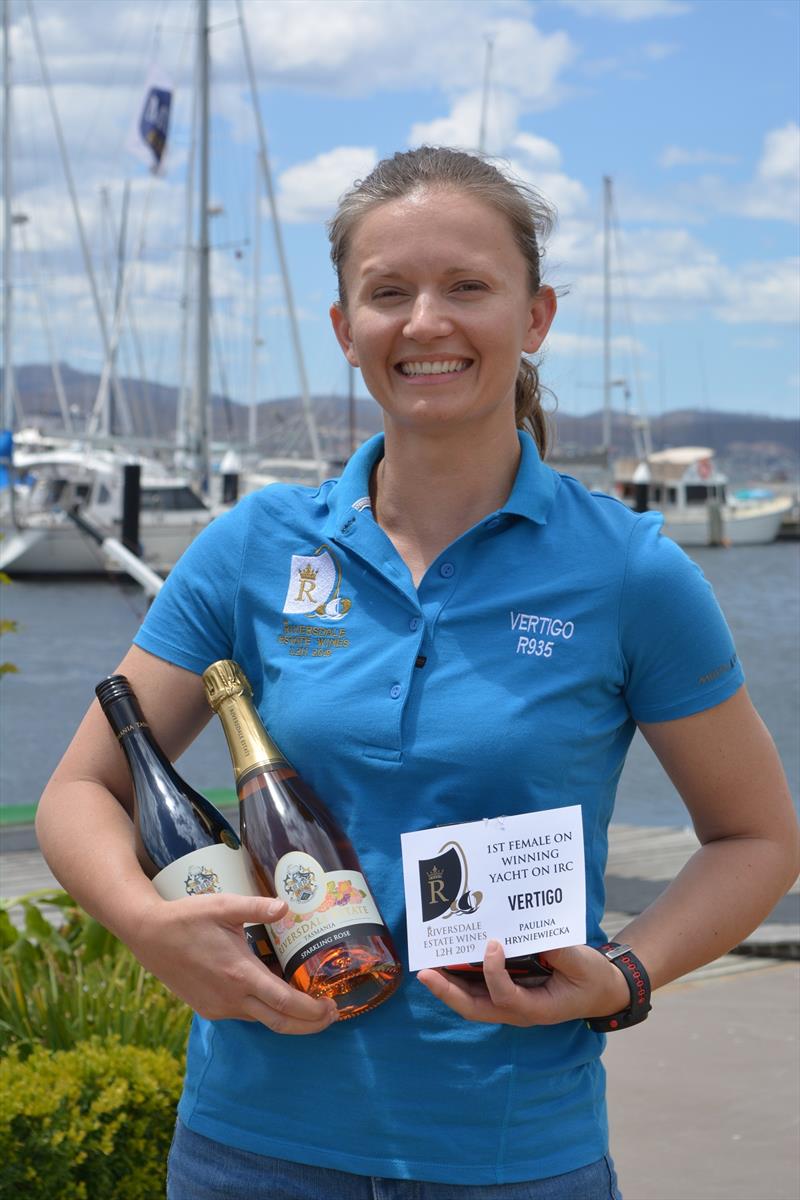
(398, 360, 469, 376)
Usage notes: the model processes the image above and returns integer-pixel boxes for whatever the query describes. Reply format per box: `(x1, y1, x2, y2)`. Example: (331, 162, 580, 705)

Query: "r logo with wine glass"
(418, 841, 484, 923)
(278, 545, 354, 658)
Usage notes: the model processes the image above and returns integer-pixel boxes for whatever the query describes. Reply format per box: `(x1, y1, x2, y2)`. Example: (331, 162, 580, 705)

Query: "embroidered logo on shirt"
(509, 610, 576, 659)
(278, 545, 352, 658)
(282, 546, 351, 621)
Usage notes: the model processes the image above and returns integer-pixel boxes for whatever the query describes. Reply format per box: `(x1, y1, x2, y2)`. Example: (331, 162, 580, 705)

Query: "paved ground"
(605, 961, 800, 1200)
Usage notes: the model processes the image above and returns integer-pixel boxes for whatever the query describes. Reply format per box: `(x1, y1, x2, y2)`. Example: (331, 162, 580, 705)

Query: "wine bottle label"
(268, 850, 385, 976)
(152, 843, 259, 902)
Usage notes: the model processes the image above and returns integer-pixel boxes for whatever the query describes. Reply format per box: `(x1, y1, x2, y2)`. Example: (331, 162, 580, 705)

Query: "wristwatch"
(585, 942, 652, 1032)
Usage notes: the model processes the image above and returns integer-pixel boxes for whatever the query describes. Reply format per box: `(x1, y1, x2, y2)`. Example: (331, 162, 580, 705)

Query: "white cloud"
(758, 122, 800, 180)
(558, 0, 690, 20)
(410, 91, 522, 156)
(659, 146, 738, 168)
(276, 146, 378, 223)
(547, 331, 645, 357)
(685, 123, 800, 222)
(643, 42, 679, 59)
(511, 133, 563, 171)
(714, 259, 800, 325)
(223, 2, 575, 102)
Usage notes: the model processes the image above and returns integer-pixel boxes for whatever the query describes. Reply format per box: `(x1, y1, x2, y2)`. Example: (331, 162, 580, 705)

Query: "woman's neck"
(371, 421, 522, 586)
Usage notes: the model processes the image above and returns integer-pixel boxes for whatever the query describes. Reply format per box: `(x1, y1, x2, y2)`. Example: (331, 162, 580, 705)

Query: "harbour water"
(1, 541, 798, 826)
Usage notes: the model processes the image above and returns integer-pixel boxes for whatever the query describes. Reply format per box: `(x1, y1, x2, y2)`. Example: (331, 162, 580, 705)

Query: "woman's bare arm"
(419, 687, 800, 1025)
(35, 644, 338, 1034)
(615, 685, 800, 988)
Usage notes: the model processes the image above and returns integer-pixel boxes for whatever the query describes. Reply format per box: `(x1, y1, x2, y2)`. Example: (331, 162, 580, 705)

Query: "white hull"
(659, 497, 792, 547)
(0, 511, 213, 576)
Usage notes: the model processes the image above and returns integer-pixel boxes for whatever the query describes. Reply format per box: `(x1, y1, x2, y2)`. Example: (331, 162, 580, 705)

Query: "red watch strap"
(585, 942, 652, 1032)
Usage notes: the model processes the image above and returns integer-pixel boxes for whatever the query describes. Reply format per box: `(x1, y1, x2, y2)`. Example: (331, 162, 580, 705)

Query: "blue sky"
(4, 0, 799, 422)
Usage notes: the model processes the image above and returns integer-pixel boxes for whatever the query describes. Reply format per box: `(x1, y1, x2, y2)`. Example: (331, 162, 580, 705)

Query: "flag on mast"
(128, 65, 173, 173)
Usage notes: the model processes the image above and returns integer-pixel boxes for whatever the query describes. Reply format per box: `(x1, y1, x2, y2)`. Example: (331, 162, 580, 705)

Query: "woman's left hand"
(417, 940, 631, 1027)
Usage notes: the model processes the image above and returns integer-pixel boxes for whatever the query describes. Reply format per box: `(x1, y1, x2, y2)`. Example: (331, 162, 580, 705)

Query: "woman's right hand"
(126, 892, 339, 1035)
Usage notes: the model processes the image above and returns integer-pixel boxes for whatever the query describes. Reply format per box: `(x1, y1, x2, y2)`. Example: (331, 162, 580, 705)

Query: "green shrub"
(0, 1037, 183, 1200)
(0, 891, 191, 1060)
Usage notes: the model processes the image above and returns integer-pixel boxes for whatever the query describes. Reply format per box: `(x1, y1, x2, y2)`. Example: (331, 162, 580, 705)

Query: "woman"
(36, 148, 799, 1199)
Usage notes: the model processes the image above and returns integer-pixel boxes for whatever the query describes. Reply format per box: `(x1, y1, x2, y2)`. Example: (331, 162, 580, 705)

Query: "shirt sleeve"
(620, 513, 745, 723)
(133, 496, 252, 674)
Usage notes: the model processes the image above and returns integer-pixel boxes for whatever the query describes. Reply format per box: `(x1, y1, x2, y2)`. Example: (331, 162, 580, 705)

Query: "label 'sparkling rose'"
(203, 659, 402, 1020)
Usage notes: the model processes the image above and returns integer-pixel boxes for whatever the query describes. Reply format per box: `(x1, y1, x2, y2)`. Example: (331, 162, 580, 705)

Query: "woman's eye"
(453, 281, 487, 293)
(372, 288, 404, 300)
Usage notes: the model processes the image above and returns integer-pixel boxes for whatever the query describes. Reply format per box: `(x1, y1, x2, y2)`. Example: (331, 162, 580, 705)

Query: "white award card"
(400, 806, 586, 973)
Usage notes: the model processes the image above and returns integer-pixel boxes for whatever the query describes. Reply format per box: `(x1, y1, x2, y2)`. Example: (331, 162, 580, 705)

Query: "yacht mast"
(249, 157, 261, 447)
(478, 35, 494, 155)
(235, 0, 324, 481)
(176, 37, 198, 470)
(2, 0, 15, 431)
(190, 0, 211, 491)
(602, 175, 612, 455)
(26, 0, 131, 434)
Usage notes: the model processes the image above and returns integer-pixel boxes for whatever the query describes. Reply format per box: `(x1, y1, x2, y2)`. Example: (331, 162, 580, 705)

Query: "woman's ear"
(330, 302, 359, 367)
(523, 286, 557, 355)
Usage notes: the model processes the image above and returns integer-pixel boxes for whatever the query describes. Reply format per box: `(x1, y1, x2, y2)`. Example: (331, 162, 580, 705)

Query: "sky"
(3, 0, 799, 425)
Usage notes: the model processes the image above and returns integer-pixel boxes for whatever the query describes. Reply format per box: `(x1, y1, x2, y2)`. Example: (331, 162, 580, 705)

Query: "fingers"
(481, 941, 520, 1008)
(418, 941, 582, 1027)
(201, 892, 288, 927)
(241, 984, 339, 1035)
(246, 956, 339, 1033)
(132, 894, 339, 1034)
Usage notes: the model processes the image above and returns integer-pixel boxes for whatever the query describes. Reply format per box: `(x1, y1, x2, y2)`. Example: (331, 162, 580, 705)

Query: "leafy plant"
(0, 890, 191, 1060)
(0, 1037, 182, 1200)
(0, 554, 18, 677)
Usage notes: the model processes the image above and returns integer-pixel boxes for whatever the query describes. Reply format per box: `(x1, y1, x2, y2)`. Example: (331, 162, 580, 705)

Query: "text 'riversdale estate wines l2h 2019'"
(202, 659, 403, 1020)
(94, 674, 276, 967)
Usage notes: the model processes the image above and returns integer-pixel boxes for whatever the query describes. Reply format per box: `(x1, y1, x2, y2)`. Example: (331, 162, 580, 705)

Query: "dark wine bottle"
(95, 674, 275, 967)
(202, 659, 403, 1020)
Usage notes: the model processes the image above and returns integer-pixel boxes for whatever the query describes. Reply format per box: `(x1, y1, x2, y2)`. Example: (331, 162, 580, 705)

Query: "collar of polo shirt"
(323, 431, 559, 538)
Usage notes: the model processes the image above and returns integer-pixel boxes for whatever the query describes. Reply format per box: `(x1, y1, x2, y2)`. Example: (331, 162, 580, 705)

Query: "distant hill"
(5, 361, 799, 481)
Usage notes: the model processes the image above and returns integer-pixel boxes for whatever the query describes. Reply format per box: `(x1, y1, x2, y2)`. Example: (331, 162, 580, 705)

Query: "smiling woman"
(328, 147, 558, 457)
(34, 146, 799, 1200)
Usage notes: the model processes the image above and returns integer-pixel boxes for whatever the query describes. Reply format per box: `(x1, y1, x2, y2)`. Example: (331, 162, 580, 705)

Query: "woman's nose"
(402, 293, 453, 341)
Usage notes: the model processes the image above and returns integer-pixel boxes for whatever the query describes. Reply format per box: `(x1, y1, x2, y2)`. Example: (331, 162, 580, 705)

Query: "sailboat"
(1, 0, 218, 579)
(589, 179, 790, 547)
(1, 0, 322, 578)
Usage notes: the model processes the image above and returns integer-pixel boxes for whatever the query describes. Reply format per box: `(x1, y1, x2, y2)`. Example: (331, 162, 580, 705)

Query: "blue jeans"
(166, 1120, 623, 1200)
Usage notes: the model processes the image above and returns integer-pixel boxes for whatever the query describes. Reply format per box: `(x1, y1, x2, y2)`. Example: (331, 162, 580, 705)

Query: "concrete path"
(606, 961, 800, 1200)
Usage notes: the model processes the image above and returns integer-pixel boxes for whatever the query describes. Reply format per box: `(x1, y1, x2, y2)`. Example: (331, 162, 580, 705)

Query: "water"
(1, 543, 798, 826)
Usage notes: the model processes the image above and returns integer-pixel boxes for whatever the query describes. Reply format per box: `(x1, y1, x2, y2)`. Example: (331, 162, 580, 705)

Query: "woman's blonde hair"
(327, 146, 557, 455)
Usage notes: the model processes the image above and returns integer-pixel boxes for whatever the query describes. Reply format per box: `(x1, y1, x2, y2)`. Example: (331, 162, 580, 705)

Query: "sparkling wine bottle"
(95, 674, 275, 966)
(202, 659, 403, 1020)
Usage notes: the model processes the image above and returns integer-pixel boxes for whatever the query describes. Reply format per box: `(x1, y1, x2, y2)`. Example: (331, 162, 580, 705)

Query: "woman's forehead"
(347, 189, 520, 271)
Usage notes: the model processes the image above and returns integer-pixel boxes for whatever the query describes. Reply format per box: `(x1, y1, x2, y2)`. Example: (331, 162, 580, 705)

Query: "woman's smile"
(394, 357, 474, 384)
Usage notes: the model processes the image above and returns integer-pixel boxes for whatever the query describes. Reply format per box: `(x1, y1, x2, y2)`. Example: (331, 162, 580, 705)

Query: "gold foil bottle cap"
(203, 659, 253, 711)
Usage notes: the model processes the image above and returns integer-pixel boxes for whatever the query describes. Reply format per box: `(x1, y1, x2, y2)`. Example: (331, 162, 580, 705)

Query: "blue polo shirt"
(135, 431, 744, 1184)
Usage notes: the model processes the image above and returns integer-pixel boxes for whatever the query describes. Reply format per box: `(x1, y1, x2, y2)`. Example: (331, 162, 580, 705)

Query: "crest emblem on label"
(184, 865, 222, 895)
(282, 546, 351, 621)
(418, 841, 483, 922)
(274, 851, 327, 913)
(282, 863, 318, 905)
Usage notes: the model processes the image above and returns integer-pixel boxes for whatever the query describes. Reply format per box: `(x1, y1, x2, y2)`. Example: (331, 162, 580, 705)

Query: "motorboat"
(612, 446, 792, 546)
(0, 445, 215, 576)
